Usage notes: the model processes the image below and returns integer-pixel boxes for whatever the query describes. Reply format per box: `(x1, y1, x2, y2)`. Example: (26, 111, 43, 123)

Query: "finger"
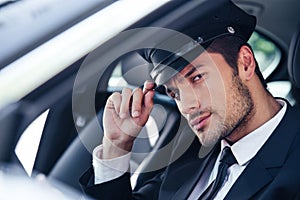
(131, 88, 143, 118)
(120, 88, 132, 119)
(143, 80, 156, 94)
(106, 92, 122, 114)
(143, 89, 155, 112)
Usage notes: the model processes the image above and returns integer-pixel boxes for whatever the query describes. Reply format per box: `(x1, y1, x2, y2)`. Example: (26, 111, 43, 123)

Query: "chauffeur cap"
(145, 0, 256, 85)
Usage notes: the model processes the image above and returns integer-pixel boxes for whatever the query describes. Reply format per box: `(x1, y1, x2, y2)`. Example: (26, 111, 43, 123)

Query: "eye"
(192, 73, 205, 82)
(166, 88, 180, 100)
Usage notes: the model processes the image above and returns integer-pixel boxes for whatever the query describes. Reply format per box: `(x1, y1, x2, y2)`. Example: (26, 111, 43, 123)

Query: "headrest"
(288, 24, 300, 89)
(144, 0, 256, 85)
(121, 52, 152, 87)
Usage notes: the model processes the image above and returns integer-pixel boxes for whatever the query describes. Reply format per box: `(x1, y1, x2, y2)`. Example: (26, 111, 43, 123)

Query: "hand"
(102, 81, 156, 159)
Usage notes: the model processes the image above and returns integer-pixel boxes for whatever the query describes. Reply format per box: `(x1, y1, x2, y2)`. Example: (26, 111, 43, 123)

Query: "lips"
(189, 113, 211, 131)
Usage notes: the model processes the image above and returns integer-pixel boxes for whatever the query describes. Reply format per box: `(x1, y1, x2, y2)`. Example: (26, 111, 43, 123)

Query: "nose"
(179, 87, 200, 115)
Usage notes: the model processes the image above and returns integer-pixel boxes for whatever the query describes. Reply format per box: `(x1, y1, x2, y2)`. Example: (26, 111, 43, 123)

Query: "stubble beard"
(194, 74, 254, 147)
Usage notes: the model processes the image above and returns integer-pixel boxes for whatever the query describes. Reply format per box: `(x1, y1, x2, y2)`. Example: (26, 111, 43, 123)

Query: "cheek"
(205, 76, 227, 108)
(175, 101, 183, 113)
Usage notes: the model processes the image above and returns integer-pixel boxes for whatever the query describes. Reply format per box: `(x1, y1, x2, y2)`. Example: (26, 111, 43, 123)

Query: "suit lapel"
(225, 105, 299, 200)
(224, 156, 273, 200)
(170, 144, 220, 200)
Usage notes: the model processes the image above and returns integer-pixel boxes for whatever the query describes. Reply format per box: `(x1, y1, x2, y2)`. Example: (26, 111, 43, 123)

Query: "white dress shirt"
(93, 100, 287, 199)
(93, 145, 131, 184)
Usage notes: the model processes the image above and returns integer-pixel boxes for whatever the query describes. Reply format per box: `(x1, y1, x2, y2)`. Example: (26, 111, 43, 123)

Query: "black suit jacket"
(80, 104, 300, 200)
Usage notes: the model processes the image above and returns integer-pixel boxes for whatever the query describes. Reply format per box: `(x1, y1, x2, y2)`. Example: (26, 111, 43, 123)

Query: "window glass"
(248, 31, 281, 78)
(15, 110, 49, 176)
(108, 63, 129, 89)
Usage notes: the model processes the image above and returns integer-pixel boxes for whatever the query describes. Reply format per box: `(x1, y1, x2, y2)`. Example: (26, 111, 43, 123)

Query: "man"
(80, 0, 300, 199)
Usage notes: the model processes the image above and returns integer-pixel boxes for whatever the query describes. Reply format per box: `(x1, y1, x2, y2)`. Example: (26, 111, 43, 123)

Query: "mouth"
(189, 113, 211, 131)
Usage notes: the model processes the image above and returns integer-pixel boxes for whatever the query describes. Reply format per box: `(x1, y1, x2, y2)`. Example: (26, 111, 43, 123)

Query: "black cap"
(146, 0, 256, 85)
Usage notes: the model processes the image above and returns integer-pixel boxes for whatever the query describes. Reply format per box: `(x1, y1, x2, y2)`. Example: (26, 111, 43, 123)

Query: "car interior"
(0, 0, 300, 198)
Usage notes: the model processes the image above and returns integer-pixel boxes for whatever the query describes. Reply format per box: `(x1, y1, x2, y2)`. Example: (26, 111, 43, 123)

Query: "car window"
(108, 63, 129, 89)
(8, 0, 171, 177)
(15, 110, 49, 176)
(248, 31, 281, 78)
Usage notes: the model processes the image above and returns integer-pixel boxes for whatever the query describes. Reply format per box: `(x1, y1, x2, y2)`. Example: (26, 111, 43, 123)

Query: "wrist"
(102, 136, 133, 159)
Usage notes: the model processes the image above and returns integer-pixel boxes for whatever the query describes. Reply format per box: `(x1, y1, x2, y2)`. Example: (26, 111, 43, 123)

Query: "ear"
(237, 45, 256, 81)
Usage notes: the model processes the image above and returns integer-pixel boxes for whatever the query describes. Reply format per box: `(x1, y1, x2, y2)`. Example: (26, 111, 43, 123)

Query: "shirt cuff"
(92, 145, 131, 184)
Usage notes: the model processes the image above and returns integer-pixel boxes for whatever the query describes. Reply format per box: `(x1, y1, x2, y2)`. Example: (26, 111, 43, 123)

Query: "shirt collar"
(221, 99, 287, 166)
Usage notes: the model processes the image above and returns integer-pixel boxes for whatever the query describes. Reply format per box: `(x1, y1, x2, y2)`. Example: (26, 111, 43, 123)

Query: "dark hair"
(205, 36, 267, 89)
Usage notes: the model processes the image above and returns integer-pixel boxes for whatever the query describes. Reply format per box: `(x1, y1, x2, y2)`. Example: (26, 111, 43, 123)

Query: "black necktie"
(199, 146, 237, 200)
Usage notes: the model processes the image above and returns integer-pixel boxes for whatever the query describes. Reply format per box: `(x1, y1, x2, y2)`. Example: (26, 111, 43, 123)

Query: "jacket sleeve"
(79, 167, 164, 200)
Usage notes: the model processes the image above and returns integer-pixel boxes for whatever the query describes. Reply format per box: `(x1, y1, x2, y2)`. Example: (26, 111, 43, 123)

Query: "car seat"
(288, 24, 300, 105)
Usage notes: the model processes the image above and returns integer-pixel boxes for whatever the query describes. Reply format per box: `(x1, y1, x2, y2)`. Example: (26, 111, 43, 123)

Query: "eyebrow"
(180, 64, 204, 81)
(184, 66, 197, 78)
(164, 64, 204, 89)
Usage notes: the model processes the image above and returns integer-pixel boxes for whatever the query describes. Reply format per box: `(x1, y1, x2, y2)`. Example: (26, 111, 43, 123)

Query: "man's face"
(164, 51, 254, 146)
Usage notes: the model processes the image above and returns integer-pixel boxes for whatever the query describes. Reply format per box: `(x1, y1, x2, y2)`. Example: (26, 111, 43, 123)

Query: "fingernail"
(147, 81, 156, 87)
(132, 111, 140, 117)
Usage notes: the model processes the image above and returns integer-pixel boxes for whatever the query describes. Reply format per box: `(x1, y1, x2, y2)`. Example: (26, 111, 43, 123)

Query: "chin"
(197, 132, 219, 147)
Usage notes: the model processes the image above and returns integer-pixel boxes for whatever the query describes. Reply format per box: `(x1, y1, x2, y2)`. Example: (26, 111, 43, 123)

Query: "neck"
(226, 89, 281, 144)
